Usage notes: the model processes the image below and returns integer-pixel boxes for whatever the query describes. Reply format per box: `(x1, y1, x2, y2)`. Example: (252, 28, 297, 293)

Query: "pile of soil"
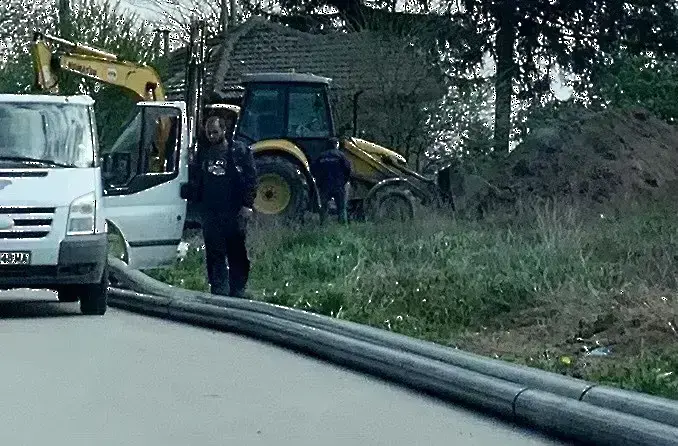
(488, 106, 678, 207)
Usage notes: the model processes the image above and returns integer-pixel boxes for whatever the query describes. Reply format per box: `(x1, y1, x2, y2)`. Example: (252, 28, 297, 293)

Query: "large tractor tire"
(253, 155, 310, 222)
(366, 186, 417, 222)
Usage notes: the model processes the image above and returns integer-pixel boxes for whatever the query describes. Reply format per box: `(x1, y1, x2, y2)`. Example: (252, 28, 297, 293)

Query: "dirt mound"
(492, 107, 678, 206)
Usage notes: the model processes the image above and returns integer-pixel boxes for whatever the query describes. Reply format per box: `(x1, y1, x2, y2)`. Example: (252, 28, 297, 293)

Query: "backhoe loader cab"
(231, 73, 339, 219)
(235, 73, 336, 145)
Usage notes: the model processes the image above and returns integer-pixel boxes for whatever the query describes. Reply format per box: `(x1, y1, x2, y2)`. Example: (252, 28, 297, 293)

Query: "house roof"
(163, 16, 446, 104)
(241, 72, 332, 85)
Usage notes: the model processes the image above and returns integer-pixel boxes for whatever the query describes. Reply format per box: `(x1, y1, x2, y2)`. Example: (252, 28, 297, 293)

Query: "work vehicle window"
(0, 102, 94, 168)
(141, 108, 181, 175)
(102, 107, 180, 187)
(237, 86, 285, 142)
(287, 86, 331, 139)
(103, 111, 141, 185)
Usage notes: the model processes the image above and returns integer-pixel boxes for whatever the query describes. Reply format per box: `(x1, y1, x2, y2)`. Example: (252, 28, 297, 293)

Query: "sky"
(117, 0, 164, 20)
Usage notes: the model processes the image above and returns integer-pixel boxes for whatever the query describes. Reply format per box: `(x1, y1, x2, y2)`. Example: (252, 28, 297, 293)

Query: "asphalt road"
(0, 289, 569, 446)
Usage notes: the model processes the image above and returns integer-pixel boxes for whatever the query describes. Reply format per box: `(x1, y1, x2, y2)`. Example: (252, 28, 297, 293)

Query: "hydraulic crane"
(30, 30, 179, 175)
(30, 25, 236, 177)
(31, 31, 165, 102)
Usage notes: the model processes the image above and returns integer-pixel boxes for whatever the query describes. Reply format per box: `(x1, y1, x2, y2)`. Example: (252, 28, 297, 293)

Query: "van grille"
(0, 207, 56, 239)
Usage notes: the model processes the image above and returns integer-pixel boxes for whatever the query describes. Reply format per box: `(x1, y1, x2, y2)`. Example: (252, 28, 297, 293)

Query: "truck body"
(0, 94, 191, 314)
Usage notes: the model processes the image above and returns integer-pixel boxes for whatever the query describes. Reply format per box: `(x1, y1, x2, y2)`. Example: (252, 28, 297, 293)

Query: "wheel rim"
(255, 173, 292, 215)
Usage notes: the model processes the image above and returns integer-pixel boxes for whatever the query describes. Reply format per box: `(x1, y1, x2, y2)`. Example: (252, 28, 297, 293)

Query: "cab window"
(287, 86, 331, 138)
(237, 86, 285, 142)
(101, 107, 180, 187)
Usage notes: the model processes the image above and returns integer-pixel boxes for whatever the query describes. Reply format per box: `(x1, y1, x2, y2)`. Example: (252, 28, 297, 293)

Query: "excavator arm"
(30, 31, 173, 171)
(31, 31, 165, 102)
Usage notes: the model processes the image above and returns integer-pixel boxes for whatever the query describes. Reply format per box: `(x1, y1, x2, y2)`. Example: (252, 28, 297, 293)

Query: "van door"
(101, 101, 188, 270)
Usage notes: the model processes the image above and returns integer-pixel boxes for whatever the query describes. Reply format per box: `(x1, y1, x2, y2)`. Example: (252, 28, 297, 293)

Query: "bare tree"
(146, 0, 221, 40)
(350, 43, 441, 170)
(145, 0, 276, 42)
(329, 18, 456, 172)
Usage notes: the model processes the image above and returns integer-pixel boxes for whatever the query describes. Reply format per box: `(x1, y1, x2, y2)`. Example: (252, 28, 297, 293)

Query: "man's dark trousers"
(201, 212, 249, 297)
(319, 185, 348, 224)
(312, 148, 351, 225)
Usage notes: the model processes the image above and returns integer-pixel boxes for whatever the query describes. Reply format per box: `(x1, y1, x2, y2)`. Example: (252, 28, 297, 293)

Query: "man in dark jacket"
(196, 116, 258, 298)
(311, 143, 352, 224)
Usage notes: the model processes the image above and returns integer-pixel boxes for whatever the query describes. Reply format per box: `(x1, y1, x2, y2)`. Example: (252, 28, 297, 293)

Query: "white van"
(0, 94, 190, 315)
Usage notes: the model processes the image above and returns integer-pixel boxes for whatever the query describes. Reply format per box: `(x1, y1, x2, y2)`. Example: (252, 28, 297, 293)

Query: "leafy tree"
(591, 50, 678, 123)
(455, 0, 678, 154)
(0, 0, 55, 83)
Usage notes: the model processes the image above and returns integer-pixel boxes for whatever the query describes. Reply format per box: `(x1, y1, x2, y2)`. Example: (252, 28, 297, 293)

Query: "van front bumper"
(0, 234, 108, 288)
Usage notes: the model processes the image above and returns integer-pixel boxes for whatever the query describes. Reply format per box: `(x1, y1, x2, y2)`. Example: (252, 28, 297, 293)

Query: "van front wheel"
(56, 287, 79, 302)
(77, 267, 109, 316)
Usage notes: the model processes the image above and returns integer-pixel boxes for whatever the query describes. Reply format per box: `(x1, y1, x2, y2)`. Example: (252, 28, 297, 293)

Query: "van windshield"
(0, 102, 95, 168)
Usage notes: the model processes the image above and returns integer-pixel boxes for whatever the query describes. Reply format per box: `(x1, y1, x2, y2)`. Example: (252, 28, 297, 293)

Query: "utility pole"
(57, 0, 69, 38)
(153, 28, 171, 59)
(220, 0, 237, 34)
(220, 0, 228, 34)
(161, 29, 170, 57)
(229, 0, 237, 27)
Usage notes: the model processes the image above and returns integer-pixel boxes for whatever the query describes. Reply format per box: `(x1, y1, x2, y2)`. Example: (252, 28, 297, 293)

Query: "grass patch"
(146, 199, 678, 400)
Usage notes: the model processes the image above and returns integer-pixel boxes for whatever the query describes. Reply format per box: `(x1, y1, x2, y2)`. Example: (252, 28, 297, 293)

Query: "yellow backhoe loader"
(179, 23, 447, 223)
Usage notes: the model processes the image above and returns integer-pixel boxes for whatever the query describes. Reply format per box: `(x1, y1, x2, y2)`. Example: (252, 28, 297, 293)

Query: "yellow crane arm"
(30, 31, 173, 172)
(31, 31, 165, 102)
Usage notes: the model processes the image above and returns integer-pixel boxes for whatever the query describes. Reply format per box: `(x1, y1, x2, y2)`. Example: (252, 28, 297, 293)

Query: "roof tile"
(164, 16, 445, 103)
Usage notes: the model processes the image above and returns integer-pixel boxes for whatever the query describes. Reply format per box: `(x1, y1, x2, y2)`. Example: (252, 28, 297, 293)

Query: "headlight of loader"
(67, 192, 96, 236)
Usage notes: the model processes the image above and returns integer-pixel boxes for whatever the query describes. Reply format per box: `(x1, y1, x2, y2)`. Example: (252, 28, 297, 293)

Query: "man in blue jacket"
(195, 116, 258, 297)
(311, 142, 352, 224)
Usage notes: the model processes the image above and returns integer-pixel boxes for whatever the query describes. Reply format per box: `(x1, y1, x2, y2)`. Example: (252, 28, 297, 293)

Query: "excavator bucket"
(31, 32, 59, 93)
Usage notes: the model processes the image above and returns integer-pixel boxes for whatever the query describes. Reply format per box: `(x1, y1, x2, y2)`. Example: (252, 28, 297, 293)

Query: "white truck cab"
(0, 94, 189, 315)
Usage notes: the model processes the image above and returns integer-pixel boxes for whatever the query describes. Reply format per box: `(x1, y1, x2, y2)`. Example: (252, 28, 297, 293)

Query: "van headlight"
(67, 192, 96, 236)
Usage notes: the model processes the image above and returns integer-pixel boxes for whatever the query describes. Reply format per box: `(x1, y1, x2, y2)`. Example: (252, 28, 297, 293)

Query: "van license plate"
(0, 252, 30, 265)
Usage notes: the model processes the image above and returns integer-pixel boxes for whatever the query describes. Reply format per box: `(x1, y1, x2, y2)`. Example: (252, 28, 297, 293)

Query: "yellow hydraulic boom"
(31, 31, 165, 102)
(30, 31, 171, 171)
